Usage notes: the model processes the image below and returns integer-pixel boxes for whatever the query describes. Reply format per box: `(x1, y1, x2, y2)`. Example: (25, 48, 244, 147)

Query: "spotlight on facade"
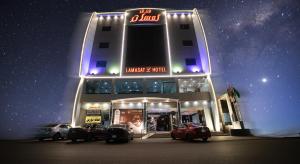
(173, 13, 178, 18)
(99, 16, 103, 20)
(167, 14, 171, 18)
(158, 102, 162, 106)
(103, 103, 109, 109)
(193, 101, 199, 106)
(184, 101, 190, 106)
(107, 15, 111, 20)
(129, 102, 134, 107)
(150, 103, 154, 106)
(137, 102, 142, 107)
(120, 15, 124, 19)
(180, 13, 185, 18)
(188, 13, 192, 18)
(202, 101, 208, 105)
(114, 15, 118, 20)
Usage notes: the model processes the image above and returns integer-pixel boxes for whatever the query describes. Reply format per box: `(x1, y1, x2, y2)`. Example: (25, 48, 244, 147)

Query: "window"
(146, 80, 162, 93)
(180, 24, 189, 30)
(115, 79, 143, 94)
(85, 80, 112, 94)
(182, 40, 193, 46)
(99, 42, 109, 48)
(102, 26, 111, 31)
(59, 125, 68, 128)
(185, 58, 196, 66)
(96, 61, 107, 68)
(162, 81, 176, 93)
(178, 78, 207, 93)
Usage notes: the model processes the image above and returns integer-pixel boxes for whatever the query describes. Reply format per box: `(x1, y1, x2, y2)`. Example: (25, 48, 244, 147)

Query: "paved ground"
(1, 136, 299, 164)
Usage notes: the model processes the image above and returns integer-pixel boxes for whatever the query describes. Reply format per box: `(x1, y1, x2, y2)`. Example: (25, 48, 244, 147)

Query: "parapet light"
(173, 65, 183, 73)
(89, 69, 99, 75)
(107, 15, 111, 20)
(192, 67, 200, 73)
(108, 67, 119, 75)
(114, 15, 118, 20)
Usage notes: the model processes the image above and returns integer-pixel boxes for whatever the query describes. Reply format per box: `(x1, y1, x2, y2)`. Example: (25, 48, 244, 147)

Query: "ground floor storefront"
(76, 97, 215, 133)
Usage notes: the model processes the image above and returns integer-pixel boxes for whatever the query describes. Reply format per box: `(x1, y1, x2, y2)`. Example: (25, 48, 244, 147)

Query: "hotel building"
(71, 8, 227, 133)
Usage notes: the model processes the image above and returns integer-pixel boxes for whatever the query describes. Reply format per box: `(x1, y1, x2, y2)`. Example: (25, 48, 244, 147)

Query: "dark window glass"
(99, 42, 109, 48)
(115, 79, 143, 94)
(146, 80, 162, 93)
(162, 81, 176, 93)
(96, 61, 107, 68)
(85, 80, 112, 94)
(180, 24, 189, 30)
(182, 40, 193, 46)
(102, 26, 111, 31)
(185, 58, 196, 66)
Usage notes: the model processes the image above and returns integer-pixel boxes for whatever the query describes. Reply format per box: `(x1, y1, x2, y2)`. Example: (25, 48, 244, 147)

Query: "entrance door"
(147, 113, 171, 132)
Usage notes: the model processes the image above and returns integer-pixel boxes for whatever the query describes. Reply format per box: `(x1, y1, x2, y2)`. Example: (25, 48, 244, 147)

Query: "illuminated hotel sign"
(127, 8, 164, 24)
(125, 66, 166, 73)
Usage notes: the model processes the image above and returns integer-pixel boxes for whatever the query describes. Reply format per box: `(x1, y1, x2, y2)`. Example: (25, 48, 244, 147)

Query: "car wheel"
(38, 138, 44, 141)
(71, 138, 77, 142)
(186, 134, 193, 142)
(202, 138, 208, 142)
(171, 133, 176, 140)
(52, 133, 61, 141)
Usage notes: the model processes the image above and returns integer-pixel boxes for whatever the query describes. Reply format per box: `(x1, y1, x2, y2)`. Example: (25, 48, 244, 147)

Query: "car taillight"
(201, 128, 206, 133)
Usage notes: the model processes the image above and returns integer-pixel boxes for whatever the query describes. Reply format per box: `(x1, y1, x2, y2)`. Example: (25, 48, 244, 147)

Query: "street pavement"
(0, 136, 299, 164)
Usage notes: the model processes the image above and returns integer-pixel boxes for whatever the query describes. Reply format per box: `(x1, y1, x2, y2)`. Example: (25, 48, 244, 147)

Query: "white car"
(35, 123, 71, 141)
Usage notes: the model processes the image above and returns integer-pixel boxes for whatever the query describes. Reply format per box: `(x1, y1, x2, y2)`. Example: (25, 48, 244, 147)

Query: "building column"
(143, 102, 147, 134)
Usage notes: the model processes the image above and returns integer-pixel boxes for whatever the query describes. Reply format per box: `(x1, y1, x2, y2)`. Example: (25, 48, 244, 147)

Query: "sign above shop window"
(127, 8, 164, 25)
(85, 116, 101, 124)
(125, 66, 166, 73)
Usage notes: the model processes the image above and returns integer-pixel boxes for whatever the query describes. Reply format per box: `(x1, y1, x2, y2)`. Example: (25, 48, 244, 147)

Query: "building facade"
(71, 8, 222, 133)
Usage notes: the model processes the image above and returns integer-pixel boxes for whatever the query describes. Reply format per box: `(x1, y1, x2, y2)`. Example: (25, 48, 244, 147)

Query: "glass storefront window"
(180, 101, 206, 126)
(178, 78, 207, 93)
(146, 80, 162, 93)
(81, 102, 111, 127)
(85, 80, 112, 94)
(162, 80, 176, 93)
(115, 79, 143, 94)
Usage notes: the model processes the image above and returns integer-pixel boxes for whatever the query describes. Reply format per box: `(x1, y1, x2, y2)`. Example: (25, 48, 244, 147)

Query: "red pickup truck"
(170, 123, 211, 142)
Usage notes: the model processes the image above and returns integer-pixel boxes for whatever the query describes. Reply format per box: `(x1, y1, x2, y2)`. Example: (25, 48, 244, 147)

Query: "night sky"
(1, 0, 300, 139)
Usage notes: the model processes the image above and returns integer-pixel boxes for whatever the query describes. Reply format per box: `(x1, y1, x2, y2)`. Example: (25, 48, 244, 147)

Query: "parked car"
(67, 124, 106, 142)
(170, 123, 211, 142)
(105, 124, 134, 143)
(35, 123, 71, 141)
